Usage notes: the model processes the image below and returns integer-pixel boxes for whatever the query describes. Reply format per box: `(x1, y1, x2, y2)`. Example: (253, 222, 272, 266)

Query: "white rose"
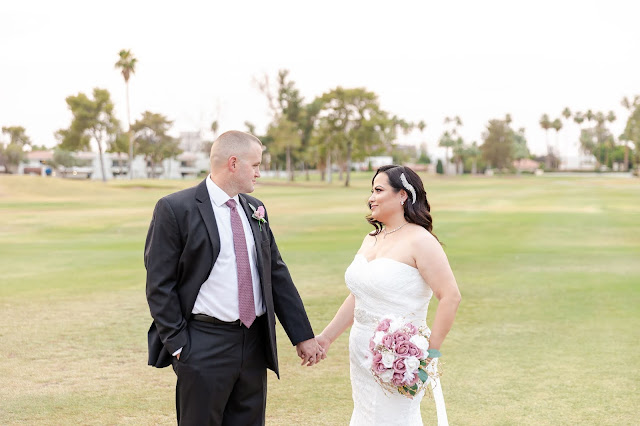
(404, 356, 420, 373)
(381, 352, 396, 368)
(379, 368, 395, 383)
(372, 331, 385, 346)
(388, 317, 403, 333)
(403, 370, 415, 384)
(410, 335, 429, 358)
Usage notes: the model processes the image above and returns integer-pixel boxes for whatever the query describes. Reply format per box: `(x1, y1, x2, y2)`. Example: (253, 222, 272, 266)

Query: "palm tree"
(561, 108, 572, 166)
(467, 141, 481, 174)
(551, 118, 563, 168)
(585, 109, 595, 123)
(438, 131, 455, 174)
(115, 49, 138, 179)
(539, 114, 552, 169)
(605, 111, 616, 169)
(211, 120, 219, 140)
(441, 116, 462, 175)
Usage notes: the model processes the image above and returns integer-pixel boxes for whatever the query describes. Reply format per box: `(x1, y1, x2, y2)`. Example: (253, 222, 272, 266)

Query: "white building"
(19, 149, 210, 180)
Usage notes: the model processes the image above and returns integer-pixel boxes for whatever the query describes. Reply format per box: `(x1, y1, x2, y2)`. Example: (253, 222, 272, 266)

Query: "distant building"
(353, 156, 393, 171)
(512, 158, 540, 173)
(18, 149, 210, 180)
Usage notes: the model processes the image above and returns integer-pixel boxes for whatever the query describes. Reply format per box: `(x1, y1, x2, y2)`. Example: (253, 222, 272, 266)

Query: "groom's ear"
(227, 156, 238, 171)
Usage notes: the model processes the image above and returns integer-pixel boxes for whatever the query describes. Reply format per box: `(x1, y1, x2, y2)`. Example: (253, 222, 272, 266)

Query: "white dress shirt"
(191, 176, 266, 321)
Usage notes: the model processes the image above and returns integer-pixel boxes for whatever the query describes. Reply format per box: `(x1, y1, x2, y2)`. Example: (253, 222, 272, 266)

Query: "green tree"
(436, 159, 444, 174)
(539, 114, 552, 169)
(57, 88, 119, 182)
(621, 95, 640, 173)
(115, 49, 137, 179)
(451, 136, 465, 174)
(256, 70, 313, 180)
(266, 116, 301, 182)
(0, 142, 25, 174)
(465, 141, 481, 174)
(439, 116, 462, 174)
(131, 111, 181, 178)
(52, 148, 78, 172)
(481, 118, 515, 169)
(313, 87, 401, 186)
(0, 126, 31, 174)
(512, 128, 531, 173)
(107, 131, 130, 176)
(1, 126, 31, 147)
(211, 120, 219, 139)
(551, 118, 563, 168)
(417, 142, 431, 164)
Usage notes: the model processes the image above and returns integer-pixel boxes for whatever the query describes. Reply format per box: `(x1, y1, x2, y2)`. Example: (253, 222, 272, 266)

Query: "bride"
(317, 165, 461, 425)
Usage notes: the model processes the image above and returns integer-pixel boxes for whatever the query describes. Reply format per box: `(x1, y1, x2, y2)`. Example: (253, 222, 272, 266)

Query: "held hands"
(296, 337, 327, 367)
(315, 333, 331, 356)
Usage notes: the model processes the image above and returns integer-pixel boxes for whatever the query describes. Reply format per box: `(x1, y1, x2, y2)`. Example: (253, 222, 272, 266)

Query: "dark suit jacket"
(144, 179, 314, 377)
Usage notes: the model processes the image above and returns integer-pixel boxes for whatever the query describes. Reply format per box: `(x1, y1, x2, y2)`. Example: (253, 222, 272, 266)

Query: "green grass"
(0, 173, 639, 425)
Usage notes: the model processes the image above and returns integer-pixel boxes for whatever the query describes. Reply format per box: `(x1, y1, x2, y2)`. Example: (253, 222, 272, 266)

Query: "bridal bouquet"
(369, 316, 440, 398)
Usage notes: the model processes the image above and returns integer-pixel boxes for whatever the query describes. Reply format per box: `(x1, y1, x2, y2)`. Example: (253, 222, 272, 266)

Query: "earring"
(401, 200, 405, 206)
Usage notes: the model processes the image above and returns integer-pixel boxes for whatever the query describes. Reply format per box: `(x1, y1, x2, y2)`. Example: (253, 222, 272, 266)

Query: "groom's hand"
(296, 338, 325, 366)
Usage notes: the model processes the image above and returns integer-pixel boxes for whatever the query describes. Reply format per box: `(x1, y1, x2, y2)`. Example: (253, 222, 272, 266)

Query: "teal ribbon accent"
(427, 349, 442, 358)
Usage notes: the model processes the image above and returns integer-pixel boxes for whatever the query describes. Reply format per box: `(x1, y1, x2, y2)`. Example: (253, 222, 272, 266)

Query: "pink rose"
(255, 206, 265, 220)
(371, 353, 382, 364)
(381, 334, 394, 349)
(376, 318, 391, 332)
(374, 362, 388, 373)
(404, 323, 418, 334)
(407, 343, 422, 357)
(393, 358, 406, 374)
(391, 372, 405, 386)
(393, 331, 410, 344)
(395, 342, 411, 357)
(369, 339, 376, 351)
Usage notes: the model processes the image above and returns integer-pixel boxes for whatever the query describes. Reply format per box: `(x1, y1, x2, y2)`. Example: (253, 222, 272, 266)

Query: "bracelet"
(427, 349, 442, 358)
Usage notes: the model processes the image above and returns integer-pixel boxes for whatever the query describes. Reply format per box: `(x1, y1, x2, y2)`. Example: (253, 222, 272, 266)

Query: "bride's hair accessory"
(400, 173, 416, 205)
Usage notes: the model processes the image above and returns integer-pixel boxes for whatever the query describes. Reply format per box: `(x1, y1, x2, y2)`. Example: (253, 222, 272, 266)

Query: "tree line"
(2, 51, 640, 184)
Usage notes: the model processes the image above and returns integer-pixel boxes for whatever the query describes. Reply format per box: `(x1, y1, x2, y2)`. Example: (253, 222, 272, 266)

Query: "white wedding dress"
(345, 254, 448, 426)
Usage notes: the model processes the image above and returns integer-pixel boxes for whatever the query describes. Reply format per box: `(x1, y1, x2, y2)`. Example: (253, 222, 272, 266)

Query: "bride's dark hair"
(366, 165, 439, 242)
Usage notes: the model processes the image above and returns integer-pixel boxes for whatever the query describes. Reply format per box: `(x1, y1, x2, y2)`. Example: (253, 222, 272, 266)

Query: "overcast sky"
(1, 0, 638, 157)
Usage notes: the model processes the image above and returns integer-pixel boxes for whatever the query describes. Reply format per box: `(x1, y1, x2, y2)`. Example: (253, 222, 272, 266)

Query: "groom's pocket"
(177, 327, 193, 364)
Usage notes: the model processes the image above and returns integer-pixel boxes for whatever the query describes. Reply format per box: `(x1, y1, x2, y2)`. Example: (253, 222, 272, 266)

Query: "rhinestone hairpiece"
(400, 173, 416, 204)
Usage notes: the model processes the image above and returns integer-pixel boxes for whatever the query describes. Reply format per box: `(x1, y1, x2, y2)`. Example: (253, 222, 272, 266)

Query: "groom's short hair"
(210, 130, 262, 168)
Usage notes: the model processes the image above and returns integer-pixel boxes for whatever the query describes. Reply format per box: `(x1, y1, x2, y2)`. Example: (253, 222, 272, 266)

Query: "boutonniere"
(248, 203, 267, 231)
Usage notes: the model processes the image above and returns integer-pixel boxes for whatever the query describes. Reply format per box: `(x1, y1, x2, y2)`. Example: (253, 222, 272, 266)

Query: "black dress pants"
(173, 315, 268, 426)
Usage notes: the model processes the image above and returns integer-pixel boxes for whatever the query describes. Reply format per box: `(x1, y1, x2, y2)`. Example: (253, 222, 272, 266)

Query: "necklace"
(382, 222, 408, 238)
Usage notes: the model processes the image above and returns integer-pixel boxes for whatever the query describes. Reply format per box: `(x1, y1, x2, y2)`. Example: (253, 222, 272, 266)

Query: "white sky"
(1, 0, 638, 157)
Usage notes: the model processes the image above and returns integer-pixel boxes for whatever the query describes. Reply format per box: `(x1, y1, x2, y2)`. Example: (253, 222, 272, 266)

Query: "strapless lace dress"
(345, 254, 448, 425)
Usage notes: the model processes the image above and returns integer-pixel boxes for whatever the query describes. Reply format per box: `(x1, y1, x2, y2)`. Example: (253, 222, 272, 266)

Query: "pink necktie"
(225, 199, 256, 328)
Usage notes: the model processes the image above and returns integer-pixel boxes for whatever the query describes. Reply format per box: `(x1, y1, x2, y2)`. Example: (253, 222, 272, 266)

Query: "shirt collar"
(206, 175, 239, 207)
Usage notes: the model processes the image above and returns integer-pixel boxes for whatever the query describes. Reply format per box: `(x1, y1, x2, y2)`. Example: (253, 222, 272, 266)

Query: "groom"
(145, 130, 324, 425)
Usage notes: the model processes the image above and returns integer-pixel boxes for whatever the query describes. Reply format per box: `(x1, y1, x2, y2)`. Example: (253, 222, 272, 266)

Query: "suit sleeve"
(144, 198, 188, 355)
(264, 208, 315, 346)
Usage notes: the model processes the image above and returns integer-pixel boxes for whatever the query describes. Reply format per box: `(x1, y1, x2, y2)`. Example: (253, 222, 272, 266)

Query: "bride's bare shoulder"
(358, 232, 377, 251)
(408, 225, 442, 253)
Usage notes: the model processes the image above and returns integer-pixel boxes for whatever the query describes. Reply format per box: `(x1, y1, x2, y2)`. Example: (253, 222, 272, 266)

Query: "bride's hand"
(316, 334, 331, 356)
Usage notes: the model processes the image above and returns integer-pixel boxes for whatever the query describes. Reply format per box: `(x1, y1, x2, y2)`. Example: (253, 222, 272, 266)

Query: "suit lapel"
(195, 179, 221, 262)
(238, 194, 264, 268)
